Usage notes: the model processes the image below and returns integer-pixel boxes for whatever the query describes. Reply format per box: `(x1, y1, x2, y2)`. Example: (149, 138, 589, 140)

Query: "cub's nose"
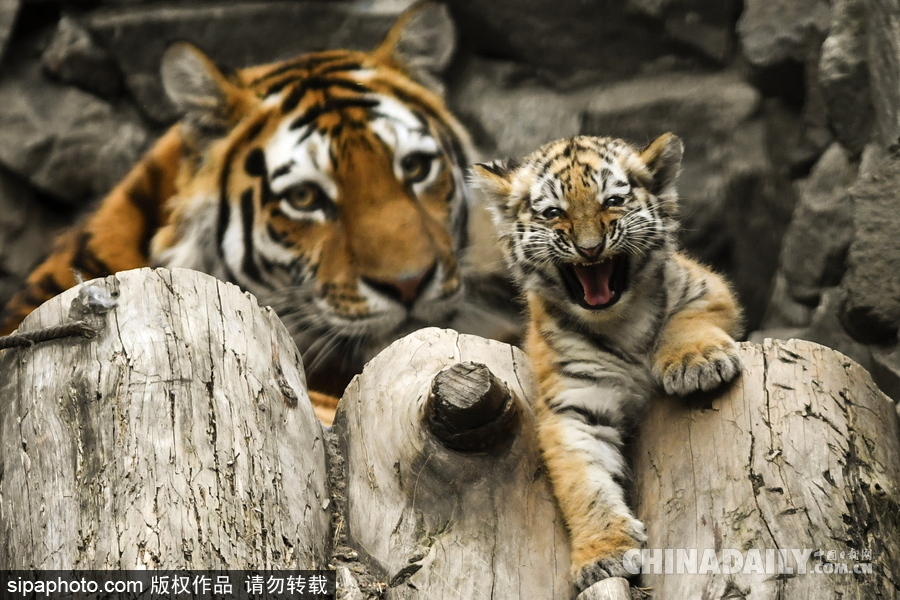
(361, 263, 437, 307)
(577, 243, 604, 261)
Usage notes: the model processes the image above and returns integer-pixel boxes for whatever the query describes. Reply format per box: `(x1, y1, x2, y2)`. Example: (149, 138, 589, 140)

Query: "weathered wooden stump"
(634, 339, 900, 599)
(1, 267, 897, 600)
(331, 327, 574, 599)
(0, 268, 330, 569)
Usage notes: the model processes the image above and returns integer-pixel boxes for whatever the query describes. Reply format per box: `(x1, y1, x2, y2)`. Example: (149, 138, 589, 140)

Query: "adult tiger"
(0, 3, 501, 419)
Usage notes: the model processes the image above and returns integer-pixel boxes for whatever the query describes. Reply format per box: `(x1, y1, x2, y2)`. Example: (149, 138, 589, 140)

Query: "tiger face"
(151, 6, 473, 391)
(470, 134, 683, 321)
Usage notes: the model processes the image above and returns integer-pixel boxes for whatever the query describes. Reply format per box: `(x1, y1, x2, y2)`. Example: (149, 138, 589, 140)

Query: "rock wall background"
(0, 0, 898, 402)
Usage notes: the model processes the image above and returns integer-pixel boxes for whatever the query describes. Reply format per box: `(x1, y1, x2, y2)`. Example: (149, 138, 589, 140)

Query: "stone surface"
(819, 0, 875, 155)
(805, 288, 874, 372)
(0, 59, 150, 204)
(0, 0, 18, 63)
(871, 340, 900, 403)
(84, 2, 401, 123)
(864, 0, 900, 146)
(737, 0, 831, 66)
(0, 170, 71, 309)
(779, 144, 858, 305)
(760, 272, 814, 330)
(42, 15, 123, 99)
(626, 0, 742, 63)
(840, 150, 900, 343)
(447, 58, 582, 159)
(445, 0, 672, 86)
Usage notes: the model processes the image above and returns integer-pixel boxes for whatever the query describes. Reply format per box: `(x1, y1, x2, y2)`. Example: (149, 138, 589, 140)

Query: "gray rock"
(0, 0, 18, 64)
(0, 60, 150, 204)
(84, 2, 402, 123)
(737, 0, 831, 66)
(627, 0, 741, 63)
(860, 142, 889, 176)
(760, 272, 814, 330)
(871, 339, 900, 403)
(42, 16, 123, 99)
(779, 144, 858, 305)
(445, 0, 671, 86)
(448, 58, 582, 160)
(805, 288, 875, 371)
(819, 0, 875, 155)
(840, 150, 900, 343)
(864, 0, 900, 146)
(0, 170, 70, 309)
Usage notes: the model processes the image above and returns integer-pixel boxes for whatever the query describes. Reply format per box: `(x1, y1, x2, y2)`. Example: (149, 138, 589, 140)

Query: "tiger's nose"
(361, 263, 437, 307)
(577, 243, 604, 260)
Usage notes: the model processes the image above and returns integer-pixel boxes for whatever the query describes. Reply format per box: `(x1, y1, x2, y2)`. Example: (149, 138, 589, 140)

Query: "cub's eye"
(606, 195, 627, 207)
(282, 183, 326, 211)
(401, 152, 437, 184)
(540, 206, 566, 220)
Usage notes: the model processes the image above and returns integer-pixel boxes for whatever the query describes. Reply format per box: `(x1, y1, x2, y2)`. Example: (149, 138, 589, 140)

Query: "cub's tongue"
(573, 260, 614, 306)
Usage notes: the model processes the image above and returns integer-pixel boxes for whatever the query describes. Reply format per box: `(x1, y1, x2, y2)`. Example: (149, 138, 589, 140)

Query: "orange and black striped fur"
(1, 4, 476, 415)
(470, 134, 743, 589)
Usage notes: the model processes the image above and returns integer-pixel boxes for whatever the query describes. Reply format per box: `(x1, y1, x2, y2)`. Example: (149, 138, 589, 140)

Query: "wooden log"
(633, 339, 900, 599)
(425, 361, 517, 452)
(332, 328, 574, 599)
(0, 267, 331, 569)
(576, 577, 631, 600)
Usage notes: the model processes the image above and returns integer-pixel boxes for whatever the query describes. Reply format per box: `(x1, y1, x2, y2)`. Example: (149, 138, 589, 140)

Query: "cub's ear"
(161, 42, 249, 139)
(373, 1, 456, 95)
(468, 160, 517, 216)
(639, 132, 684, 196)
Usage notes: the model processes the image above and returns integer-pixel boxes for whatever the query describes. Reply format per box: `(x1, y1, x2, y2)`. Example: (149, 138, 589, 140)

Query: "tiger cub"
(470, 133, 743, 589)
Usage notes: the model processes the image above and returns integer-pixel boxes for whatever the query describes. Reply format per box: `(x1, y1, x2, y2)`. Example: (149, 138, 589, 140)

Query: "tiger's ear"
(161, 42, 248, 138)
(469, 160, 518, 219)
(373, 1, 456, 95)
(639, 132, 684, 196)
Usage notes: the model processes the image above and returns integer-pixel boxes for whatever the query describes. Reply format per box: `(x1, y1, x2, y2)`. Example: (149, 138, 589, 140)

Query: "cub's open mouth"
(559, 256, 629, 310)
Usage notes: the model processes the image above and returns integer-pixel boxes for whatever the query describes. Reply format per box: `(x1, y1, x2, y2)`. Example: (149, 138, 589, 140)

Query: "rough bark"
(634, 339, 900, 599)
(0, 267, 331, 569)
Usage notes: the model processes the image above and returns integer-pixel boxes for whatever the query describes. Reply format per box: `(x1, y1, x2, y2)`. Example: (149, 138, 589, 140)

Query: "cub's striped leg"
(652, 254, 743, 396)
(537, 388, 646, 590)
(530, 327, 650, 590)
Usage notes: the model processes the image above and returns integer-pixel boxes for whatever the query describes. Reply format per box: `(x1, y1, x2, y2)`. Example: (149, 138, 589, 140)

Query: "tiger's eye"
(606, 195, 627, 207)
(541, 206, 566, 220)
(283, 183, 321, 210)
(401, 153, 435, 184)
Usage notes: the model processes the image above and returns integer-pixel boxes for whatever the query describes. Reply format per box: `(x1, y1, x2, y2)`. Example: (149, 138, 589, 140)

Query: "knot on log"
(426, 362, 518, 452)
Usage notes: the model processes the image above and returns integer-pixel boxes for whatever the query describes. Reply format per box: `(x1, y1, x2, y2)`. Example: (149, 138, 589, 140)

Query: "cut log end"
(576, 577, 632, 600)
(426, 361, 518, 452)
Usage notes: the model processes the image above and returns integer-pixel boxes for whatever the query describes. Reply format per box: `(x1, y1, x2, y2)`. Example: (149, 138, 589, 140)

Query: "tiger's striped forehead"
(242, 53, 454, 205)
(515, 137, 645, 211)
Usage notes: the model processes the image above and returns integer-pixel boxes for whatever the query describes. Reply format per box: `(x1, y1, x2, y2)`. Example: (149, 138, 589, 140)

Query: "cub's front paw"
(573, 556, 635, 591)
(570, 518, 646, 591)
(654, 335, 741, 396)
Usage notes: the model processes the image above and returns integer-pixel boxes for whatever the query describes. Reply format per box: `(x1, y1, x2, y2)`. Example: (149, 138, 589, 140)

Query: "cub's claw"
(655, 338, 741, 396)
(570, 518, 646, 591)
(573, 556, 635, 592)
